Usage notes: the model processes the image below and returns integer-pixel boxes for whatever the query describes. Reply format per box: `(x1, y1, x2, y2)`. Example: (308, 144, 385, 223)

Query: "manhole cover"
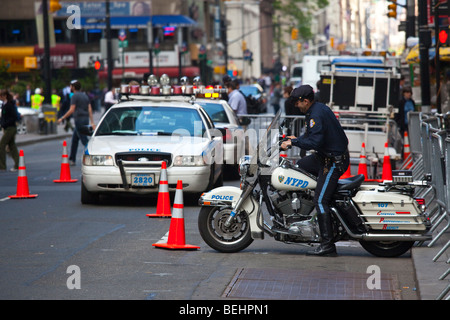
(223, 268, 401, 300)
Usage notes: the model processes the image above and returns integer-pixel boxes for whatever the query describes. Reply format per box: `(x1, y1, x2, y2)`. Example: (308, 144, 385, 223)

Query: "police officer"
(281, 85, 349, 256)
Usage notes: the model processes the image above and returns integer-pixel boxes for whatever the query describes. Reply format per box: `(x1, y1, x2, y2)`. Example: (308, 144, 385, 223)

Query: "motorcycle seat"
(336, 174, 365, 191)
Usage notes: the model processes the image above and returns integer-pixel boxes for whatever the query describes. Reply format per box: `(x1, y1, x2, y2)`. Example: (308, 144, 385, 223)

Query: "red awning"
(34, 44, 77, 69)
(98, 66, 200, 80)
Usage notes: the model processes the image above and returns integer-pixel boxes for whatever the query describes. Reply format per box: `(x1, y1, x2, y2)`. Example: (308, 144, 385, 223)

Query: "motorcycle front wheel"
(198, 206, 253, 253)
(359, 240, 415, 257)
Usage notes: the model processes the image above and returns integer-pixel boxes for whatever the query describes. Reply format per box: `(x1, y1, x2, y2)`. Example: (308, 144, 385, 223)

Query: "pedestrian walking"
(57, 80, 95, 166)
(0, 89, 20, 172)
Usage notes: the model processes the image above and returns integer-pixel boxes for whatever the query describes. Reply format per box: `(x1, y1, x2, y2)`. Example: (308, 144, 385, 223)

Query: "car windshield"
(196, 102, 229, 123)
(239, 86, 259, 96)
(96, 106, 206, 137)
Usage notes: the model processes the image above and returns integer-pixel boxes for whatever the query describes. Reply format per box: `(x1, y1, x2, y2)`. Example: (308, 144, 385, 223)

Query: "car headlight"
(83, 155, 114, 166)
(173, 155, 206, 166)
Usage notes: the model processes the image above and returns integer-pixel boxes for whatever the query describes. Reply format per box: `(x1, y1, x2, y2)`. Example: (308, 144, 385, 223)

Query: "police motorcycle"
(198, 112, 432, 257)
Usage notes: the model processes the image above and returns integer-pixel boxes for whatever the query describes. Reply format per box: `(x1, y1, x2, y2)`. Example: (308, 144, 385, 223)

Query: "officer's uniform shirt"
(291, 101, 348, 158)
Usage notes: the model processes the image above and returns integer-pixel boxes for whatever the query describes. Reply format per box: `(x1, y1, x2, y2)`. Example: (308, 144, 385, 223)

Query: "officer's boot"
(307, 213, 337, 257)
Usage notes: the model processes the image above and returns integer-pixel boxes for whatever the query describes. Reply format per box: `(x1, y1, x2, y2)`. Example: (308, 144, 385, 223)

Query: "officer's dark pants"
(296, 152, 350, 246)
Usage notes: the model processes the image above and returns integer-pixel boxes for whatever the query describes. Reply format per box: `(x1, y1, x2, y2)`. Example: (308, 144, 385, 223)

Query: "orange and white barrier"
(9, 150, 38, 199)
(147, 161, 171, 218)
(357, 142, 368, 180)
(54, 140, 78, 183)
(153, 180, 200, 250)
(381, 142, 393, 181)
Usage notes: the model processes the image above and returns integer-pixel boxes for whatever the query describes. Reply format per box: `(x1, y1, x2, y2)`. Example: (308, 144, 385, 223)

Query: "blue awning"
(80, 15, 196, 29)
(151, 15, 197, 27)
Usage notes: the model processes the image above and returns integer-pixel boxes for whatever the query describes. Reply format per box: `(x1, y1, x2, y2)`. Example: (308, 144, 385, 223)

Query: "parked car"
(239, 83, 267, 114)
(0, 101, 38, 134)
(81, 96, 224, 204)
(195, 98, 245, 175)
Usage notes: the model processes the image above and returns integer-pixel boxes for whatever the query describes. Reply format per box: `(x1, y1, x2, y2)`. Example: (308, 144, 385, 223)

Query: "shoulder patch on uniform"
(309, 118, 315, 128)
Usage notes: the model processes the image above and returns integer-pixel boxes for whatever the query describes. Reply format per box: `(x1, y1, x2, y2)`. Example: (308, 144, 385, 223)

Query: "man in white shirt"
(103, 87, 117, 113)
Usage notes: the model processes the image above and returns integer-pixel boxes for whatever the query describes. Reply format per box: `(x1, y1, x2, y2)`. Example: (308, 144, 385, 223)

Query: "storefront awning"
(0, 46, 35, 72)
(80, 15, 197, 29)
(405, 40, 450, 64)
(34, 44, 77, 69)
(151, 15, 197, 27)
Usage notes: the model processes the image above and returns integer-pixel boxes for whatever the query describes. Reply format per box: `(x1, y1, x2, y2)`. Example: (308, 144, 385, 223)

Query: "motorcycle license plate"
(131, 173, 154, 186)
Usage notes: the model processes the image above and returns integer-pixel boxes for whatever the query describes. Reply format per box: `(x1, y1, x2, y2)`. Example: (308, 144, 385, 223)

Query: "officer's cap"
(290, 84, 314, 102)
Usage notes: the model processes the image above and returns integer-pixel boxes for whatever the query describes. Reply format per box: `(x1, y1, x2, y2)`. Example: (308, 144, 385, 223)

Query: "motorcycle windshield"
(251, 110, 282, 176)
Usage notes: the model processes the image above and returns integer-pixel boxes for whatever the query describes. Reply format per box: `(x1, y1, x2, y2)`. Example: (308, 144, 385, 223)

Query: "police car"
(80, 79, 224, 204)
(195, 97, 245, 175)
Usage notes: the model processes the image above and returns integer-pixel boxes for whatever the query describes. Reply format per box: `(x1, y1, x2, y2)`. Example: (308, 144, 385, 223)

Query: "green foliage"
(273, 0, 329, 40)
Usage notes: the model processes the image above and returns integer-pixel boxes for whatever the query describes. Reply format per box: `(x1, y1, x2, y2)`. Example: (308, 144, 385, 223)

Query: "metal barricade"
(403, 112, 423, 172)
(428, 129, 449, 247)
(408, 112, 423, 155)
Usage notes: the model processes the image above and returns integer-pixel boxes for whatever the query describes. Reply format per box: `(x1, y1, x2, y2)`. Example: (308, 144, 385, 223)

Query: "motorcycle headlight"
(83, 155, 114, 166)
(238, 155, 252, 176)
(173, 155, 206, 166)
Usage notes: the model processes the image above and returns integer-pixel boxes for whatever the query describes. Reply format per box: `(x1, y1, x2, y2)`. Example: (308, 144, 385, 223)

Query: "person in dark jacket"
(0, 89, 20, 171)
(394, 86, 415, 137)
(281, 85, 350, 256)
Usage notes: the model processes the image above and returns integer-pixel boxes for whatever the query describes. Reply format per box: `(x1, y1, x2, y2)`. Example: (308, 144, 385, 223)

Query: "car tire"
(81, 179, 100, 205)
(214, 166, 224, 188)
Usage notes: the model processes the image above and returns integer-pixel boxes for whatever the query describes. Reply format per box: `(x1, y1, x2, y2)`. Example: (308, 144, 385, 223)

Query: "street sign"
(119, 40, 128, 48)
(118, 29, 127, 42)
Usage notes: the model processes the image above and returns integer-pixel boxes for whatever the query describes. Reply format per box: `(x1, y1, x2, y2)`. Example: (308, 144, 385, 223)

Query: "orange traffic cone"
(146, 161, 171, 218)
(403, 131, 412, 169)
(381, 142, 393, 181)
(9, 150, 38, 199)
(153, 180, 200, 250)
(357, 142, 368, 179)
(54, 140, 78, 183)
(340, 162, 351, 179)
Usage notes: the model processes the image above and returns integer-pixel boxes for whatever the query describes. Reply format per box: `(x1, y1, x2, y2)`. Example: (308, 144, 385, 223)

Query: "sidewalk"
(412, 223, 449, 300)
(6, 111, 103, 147)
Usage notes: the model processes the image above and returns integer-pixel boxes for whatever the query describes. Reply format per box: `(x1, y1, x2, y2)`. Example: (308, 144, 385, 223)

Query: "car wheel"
(81, 180, 100, 204)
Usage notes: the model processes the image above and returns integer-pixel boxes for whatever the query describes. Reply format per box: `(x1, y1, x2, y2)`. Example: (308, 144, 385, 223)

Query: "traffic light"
(439, 27, 450, 46)
(94, 60, 104, 71)
(297, 43, 302, 52)
(387, 1, 397, 19)
(241, 40, 247, 52)
(49, 0, 62, 13)
(291, 28, 298, 40)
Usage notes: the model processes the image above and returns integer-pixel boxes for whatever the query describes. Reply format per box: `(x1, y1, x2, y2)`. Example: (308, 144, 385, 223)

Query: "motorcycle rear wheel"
(198, 206, 253, 253)
(359, 240, 415, 257)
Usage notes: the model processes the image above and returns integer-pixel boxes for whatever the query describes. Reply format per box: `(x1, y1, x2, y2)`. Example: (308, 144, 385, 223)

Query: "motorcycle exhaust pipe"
(330, 208, 432, 242)
(359, 233, 432, 242)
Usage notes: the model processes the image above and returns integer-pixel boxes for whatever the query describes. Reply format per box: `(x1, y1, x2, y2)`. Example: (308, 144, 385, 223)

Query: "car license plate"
(131, 173, 155, 186)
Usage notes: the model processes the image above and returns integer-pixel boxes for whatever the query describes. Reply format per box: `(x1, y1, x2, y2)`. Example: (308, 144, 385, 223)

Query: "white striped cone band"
(18, 153, 27, 177)
(158, 167, 169, 193)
